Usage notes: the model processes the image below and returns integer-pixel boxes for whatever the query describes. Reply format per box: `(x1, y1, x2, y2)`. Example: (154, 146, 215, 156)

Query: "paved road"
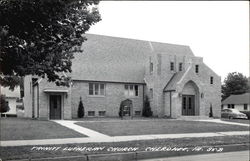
(140, 150, 250, 161)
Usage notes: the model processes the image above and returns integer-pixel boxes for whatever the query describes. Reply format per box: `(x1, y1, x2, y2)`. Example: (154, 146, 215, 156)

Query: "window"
(89, 83, 105, 96)
(170, 62, 174, 71)
(179, 63, 183, 71)
(244, 104, 248, 110)
(228, 104, 230, 108)
(150, 88, 153, 99)
(150, 62, 153, 74)
(135, 111, 141, 116)
(210, 76, 214, 84)
(231, 104, 235, 109)
(124, 85, 139, 97)
(88, 111, 95, 116)
(195, 65, 199, 73)
(98, 111, 106, 116)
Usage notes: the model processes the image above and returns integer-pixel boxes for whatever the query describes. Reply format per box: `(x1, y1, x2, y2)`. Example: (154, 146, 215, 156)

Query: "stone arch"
(181, 80, 200, 116)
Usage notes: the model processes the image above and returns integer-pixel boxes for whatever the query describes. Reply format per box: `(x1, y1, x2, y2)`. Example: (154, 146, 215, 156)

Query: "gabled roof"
(163, 72, 185, 92)
(71, 34, 194, 83)
(222, 93, 250, 105)
(1, 86, 20, 98)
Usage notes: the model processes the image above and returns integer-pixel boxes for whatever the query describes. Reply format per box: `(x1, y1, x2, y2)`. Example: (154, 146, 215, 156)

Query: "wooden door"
(182, 95, 195, 116)
(49, 95, 61, 119)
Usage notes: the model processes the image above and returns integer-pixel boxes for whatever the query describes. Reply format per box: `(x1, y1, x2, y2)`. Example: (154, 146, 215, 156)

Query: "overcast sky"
(87, 1, 249, 81)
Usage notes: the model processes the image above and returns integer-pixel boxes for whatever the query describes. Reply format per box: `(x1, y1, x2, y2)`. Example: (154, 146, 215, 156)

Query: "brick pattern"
(71, 81, 144, 118)
(145, 54, 221, 118)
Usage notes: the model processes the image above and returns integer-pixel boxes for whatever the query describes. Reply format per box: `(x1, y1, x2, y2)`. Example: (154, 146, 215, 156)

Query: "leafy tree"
(142, 96, 153, 117)
(0, 95, 10, 113)
(78, 97, 84, 118)
(0, 0, 101, 89)
(222, 72, 249, 100)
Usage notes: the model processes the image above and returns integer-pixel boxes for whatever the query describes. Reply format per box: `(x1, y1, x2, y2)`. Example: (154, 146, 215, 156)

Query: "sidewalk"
(197, 119, 249, 127)
(139, 150, 249, 161)
(1, 119, 249, 147)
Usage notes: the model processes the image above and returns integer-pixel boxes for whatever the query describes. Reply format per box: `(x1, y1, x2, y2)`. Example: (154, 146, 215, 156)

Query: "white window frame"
(124, 84, 139, 97)
(89, 83, 105, 96)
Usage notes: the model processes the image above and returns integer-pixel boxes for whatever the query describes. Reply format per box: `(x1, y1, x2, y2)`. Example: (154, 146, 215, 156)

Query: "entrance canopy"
(43, 89, 68, 93)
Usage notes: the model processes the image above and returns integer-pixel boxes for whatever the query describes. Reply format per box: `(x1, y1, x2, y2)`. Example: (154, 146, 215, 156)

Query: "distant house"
(23, 34, 221, 120)
(1, 86, 20, 116)
(222, 93, 250, 111)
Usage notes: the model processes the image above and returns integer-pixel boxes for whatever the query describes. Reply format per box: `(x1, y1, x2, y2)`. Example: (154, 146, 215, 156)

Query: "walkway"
(140, 150, 249, 161)
(197, 119, 249, 127)
(1, 120, 249, 147)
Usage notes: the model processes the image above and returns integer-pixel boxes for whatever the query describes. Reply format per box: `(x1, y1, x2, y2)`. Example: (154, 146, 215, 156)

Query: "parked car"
(221, 109, 248, 119)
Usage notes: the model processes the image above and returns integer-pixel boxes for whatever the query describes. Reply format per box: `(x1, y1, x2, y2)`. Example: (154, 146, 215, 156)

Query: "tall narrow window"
(179, 63, 183, 71)
(150, 62, 153, 74)
(150, 88, 153, 99)
(210, 76, 214, 84)
(244, 104, 247, 110)
(170, 62, 174, 71)
(195, 65, 199, 73)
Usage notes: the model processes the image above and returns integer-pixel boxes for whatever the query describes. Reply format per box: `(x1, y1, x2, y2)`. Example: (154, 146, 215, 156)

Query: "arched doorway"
(181, 81, 199, 116)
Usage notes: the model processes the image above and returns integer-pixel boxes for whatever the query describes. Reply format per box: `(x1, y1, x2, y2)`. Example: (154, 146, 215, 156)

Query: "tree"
(0, 95, 10, 113)
(222, 72, 250, 100)
(0, 0, 101, 89)
(77, 97, 84, 118)
(142, 96, 153, 117)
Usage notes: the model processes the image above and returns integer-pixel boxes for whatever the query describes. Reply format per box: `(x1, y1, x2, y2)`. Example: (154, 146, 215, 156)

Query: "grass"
(0, 118, 86, 140)
(75, 119, 249, 136)
(221, 118, 250, 124)
(0, 135, 249, 160)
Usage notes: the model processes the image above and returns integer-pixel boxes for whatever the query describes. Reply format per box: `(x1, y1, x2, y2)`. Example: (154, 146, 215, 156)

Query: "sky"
(87, 1, 249, 82)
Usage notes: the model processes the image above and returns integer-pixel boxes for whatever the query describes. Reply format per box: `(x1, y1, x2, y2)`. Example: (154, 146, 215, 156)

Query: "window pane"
(129, 85, 134, 96)
(100, 84, 105, 95)
(210, 77, 213, 84)
(135, 85, 138, 96)
(89, 83, 93, 95)
(124, 85, 129, 96)
(99, 111, 106, 116)
(94, 83, 99, 95)
(170, 62, 174, 71)
(195, 65, 199, 73)
(179, 63, 182, 71)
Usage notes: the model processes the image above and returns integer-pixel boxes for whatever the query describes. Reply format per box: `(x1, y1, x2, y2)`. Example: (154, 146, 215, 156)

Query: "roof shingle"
(71, 34, 194, 83)
(222, 93, 250, 105)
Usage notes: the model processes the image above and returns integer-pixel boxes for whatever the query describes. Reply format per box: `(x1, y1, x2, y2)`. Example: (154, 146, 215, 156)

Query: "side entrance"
(49, 95, 62, 119)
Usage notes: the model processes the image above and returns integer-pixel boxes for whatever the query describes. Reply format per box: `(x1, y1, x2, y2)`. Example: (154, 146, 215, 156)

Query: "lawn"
(0, 118, 86, 140)
(75, 120, 249, 136)
(221, 118, 250, 124)
(0, 135, 249, 160)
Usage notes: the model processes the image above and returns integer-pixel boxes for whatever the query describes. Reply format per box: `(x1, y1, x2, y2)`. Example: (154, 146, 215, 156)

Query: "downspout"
(37, 83, 39, 118)
(142, 84, 145, 117)
(170, 91, 172, 118)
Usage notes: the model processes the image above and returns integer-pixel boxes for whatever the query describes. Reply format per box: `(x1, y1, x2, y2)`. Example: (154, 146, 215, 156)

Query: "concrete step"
(178, 116, 211, 120)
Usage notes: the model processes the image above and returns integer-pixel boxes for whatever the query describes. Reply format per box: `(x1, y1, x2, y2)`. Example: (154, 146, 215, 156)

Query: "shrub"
(0, 95, 10, 113)
(142, 96, 152, 117)
(77, 97, 84, 118)
(209, 105, 213, 117)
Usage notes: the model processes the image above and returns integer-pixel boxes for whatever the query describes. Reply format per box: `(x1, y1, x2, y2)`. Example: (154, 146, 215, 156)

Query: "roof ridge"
(85, 33, 190, 48)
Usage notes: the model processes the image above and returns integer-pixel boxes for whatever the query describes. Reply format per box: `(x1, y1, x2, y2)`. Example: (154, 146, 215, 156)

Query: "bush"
(77, 97, 84, 118)
(0, 95, 10, 113)
(142, 96, 152, 117)
(209, 105, 213, 117)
